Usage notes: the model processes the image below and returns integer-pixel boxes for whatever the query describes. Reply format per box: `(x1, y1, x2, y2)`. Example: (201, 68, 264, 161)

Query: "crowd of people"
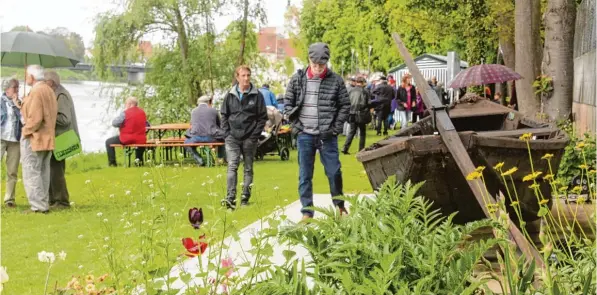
(1, 65, 79, 213)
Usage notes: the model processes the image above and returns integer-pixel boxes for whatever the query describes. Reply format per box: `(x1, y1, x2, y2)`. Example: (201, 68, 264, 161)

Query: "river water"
(11, 81, 124, 152)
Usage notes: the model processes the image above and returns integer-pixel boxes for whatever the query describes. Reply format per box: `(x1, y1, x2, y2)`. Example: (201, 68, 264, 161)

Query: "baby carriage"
(255, 106, 291, 161)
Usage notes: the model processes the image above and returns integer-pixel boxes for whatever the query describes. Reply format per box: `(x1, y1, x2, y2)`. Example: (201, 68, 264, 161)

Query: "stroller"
(255, 107, 291, 161)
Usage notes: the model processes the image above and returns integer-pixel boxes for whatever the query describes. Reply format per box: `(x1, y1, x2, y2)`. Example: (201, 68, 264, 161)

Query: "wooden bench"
(110, 142, 224, 167)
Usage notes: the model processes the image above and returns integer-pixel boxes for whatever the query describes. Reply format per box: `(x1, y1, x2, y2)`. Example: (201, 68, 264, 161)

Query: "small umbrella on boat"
(448, 64, 522, 89)
(1, 31, 80, 95)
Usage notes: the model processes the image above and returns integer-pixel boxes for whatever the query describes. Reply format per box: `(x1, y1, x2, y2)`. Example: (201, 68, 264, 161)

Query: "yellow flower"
(576, 142, 586, 149)
(541, 153, 554, 160)
(493, 162, 505, 170)
(571, 186, 583, 194)
(539, 199, 549, 205)
(519, 133, 532, 141)
(475, 166, 486, 173)
(589, 170, 596, 176)
(579, 164, 589, 170)
(543, 174, 554, 181)
(85, 275, 94, 284)
(529, 183, 541, 189)
(558, 186, 568, 192)
(510, 201, 520, 207)
(466, 171, 482, 181)
(501, 167, 518, 176)
(85, 283, 96, 293)
(522, 171, 542, 182)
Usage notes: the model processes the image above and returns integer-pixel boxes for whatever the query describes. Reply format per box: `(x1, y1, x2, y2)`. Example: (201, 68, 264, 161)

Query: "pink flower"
(221, 257, 234, 277)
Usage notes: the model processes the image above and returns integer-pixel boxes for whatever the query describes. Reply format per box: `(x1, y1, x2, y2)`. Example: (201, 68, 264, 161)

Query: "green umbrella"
(1, 31, 80, 68)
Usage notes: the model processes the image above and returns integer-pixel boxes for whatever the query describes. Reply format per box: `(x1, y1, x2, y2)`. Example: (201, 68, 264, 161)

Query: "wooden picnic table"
(147, 123, 191, 140)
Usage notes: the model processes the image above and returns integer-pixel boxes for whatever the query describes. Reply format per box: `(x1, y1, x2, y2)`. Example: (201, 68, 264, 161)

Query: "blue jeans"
(184, 136, 224, 165)
(297, 133, 344, 217)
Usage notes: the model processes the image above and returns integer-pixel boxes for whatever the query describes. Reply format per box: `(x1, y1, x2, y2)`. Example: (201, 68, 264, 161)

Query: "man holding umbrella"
(20, 65, 57, 214)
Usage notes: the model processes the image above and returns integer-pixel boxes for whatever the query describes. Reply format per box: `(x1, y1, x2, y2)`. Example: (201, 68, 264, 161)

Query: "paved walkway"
(155, 194, 369, 294)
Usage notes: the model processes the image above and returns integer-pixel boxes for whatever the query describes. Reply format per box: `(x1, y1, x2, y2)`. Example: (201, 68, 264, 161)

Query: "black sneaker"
(221, 199, 236, 210)
(240, 196, 250, 206)
(341, 150, 350, 155)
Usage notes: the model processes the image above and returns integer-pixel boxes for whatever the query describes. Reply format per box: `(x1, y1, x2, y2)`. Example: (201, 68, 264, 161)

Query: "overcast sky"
(1, 0, 301, 48)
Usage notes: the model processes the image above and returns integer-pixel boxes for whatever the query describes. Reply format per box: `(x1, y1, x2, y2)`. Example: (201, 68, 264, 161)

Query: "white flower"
(186, 192, 191, 196)
(143, 172, 149, 177)
(149, 184, 154, 188)
(37, 251, 55, 263)
(125, 190, 131, 196)
(142, 180, 147, 184)
(249, 183, 254, 187)
(104, 237, 110, 241)
(141, 260, 146, 265)
(216, 174, 222, 179)
(103, 244, 109, 249)
(58, 251, 67, 261)
(132, 212, 140, 217)
(274, 186, 279, 190)
(78, 265, 83, 269)
(103, 219, 108, 223)
(160, 207, 165, 212)
(85, 180, 91, 184)
(201, 183, 206, 186)
(120, 218, 124, 222)
(207, 179, 214, 184)
(78, 234, 84, 239)
(0, 266, 9, 284)
(109, 194, 115, 198)
(173, 212, 180, 217)
(284, 199, 288, 202)
(97, 212, 103, 217)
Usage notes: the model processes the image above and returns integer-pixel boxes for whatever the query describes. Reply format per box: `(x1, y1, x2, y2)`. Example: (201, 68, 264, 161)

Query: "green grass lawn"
(1, 131, 384, 294)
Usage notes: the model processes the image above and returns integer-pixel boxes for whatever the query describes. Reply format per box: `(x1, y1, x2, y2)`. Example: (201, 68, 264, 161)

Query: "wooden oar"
(391, 32, 544, 268)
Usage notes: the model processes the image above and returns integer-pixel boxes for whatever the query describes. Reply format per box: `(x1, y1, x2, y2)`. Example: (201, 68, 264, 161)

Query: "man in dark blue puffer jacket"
(284, 42, 351, 220)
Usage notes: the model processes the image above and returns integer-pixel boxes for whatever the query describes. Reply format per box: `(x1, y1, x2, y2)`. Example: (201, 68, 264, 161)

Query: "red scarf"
(306, 66, 328, 79)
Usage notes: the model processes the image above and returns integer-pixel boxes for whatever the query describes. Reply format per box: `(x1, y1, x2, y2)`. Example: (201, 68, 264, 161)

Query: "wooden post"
(391, 32, 544, 268)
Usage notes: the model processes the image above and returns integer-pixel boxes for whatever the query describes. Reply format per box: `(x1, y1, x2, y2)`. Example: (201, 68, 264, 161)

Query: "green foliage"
(533, 74, 554, 96)
(294, 0, 500, 74)
(557, 121, 596, 184)
(1, 67, 94, 81)
(251, 180, 501, 294)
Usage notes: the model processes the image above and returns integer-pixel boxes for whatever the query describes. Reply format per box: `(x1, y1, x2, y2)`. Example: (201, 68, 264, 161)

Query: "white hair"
(26, 65, 45, 81)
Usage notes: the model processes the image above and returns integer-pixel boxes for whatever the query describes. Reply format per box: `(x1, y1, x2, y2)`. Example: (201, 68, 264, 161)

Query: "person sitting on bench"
(185, 95, 226, 166)
(105, 97, 147, 166)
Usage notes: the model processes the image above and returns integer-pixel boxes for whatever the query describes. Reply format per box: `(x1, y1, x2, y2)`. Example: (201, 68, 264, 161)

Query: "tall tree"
(93, 0, 218, 104)
(238, 0, 250, 66)
(541, 0, 576, 121)
(515, 0, 543, 116)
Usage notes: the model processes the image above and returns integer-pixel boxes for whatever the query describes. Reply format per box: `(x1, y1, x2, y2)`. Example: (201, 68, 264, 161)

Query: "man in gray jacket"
(284, 42, 351, 220)
(45, 71, 79, 209)
(185, 95, 226, 166)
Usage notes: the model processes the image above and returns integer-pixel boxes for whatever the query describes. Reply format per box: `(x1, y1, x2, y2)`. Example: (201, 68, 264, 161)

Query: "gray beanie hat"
(308, 42, 330, 64)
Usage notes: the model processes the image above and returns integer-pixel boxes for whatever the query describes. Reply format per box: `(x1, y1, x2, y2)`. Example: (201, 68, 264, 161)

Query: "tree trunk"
(238, 0, 249, 66)
(203, 0, 216, 95)
(541, 0, 576, 121)
(515, 0, 542, 116)
(173, 6, 199, 105)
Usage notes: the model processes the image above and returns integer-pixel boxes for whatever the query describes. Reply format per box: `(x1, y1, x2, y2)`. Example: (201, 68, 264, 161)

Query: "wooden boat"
(356, 95, 569, 224)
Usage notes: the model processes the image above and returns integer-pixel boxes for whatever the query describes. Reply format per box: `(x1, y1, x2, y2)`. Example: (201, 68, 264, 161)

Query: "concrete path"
(153, 194, 370, 294)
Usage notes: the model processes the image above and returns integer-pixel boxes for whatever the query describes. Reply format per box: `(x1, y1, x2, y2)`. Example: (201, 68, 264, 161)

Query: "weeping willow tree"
(92, 0, 264, 124)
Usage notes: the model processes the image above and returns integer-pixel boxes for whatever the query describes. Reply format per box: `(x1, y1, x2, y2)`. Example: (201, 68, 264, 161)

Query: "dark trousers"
(375, 111, 389, 135)
(412, 112, 423, 123)
(298, 133, 344, 217)
(343, 122, 367, 152)
(105, 136, 144, 166)
(225, 136, 257, 202)
(184, 136, 225, 165)
(49, 155, 69, 206)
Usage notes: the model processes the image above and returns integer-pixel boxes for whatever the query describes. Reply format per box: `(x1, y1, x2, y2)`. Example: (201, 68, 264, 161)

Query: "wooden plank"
(392, 32, 544, 267)
(356, 140, 408, 162)
(476, 127, 558, 138)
